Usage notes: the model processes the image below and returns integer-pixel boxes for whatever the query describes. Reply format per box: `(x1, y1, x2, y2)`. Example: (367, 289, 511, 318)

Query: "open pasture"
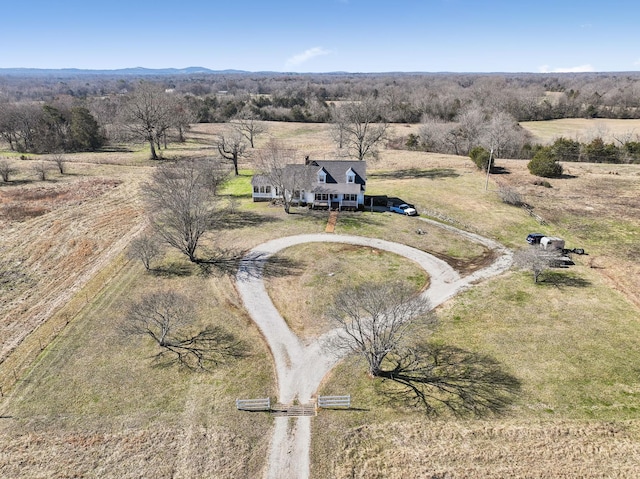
(1, 120, 640, 477)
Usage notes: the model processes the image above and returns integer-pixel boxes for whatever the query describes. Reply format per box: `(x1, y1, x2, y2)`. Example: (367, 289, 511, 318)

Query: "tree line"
(3, 73, 640, 163)
(3, 71, 640, 121)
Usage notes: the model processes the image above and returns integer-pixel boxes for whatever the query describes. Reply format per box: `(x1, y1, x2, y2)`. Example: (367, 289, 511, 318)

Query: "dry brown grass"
(520, 118, 640, 144)
(1, 256, 274, 478)
(265, 243, 429, 338)
(0, 164, 146, 367)
(497, 158, 640, 310)
(0, 424, 266, 479)
(313, 418, 640, 479)
(2, 120, 640, 478)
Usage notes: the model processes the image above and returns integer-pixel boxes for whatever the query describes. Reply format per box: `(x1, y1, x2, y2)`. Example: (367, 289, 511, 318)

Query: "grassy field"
(2, 119, 640, 477)
(520, 118, 640, 144)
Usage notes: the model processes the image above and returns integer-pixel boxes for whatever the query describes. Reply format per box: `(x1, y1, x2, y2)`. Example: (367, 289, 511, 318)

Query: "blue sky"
(2, 0, 639, 73)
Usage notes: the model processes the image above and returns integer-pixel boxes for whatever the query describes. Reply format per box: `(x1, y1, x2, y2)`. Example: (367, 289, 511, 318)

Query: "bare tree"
(514, 247, 562, 283)
(496, 184, 524, 206)
(122, 290, 246, 370)
(144, 159, 216, 262)
(197, 157, 230, 195)
(329, 103, 348, 150)
(328, 281, 435, 377)
(32, 161, 51, 181)
(216, 129, 247, 176)
(256, 139, 308, 214)
(455, 106, 486, 155)
(0, 159, 16, 182)
(0, 103, 21, 151)
(327, 280, 520, 416)
(123, 82, 173, 160)
(127, 233, 162, 270)
(481, 111, 529, 159)
(51, 153, 66, 174)
(418, 116, 455, 153)
(333, 96, 389, 161)
(231, 108, 266, 148)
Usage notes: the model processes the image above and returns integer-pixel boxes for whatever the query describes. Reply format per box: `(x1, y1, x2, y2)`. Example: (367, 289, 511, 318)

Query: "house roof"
(251, 174, 272, 186)
(309, 160, 366, 185)
(252, 159, 367, 193)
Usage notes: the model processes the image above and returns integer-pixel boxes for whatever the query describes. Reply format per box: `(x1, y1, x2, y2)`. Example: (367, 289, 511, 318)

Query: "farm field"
(1, 119, 640, 477)
(520, 118, 640, 144)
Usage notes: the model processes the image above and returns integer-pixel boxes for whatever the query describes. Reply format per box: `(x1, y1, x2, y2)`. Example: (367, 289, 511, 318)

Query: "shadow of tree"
(150, 260, 196, 277)
(377, 342, 521, 417)
(211, 209, 282, 230)
(199, 248, 304, 278)
(98, 146, 134, 153)
(489, 166, 511, 175)
(151, 325, 250, 371)
(370, 168, 460, 180)
(542, 271, 592, 288)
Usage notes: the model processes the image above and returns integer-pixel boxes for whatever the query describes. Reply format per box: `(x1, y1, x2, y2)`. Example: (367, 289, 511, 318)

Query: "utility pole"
(484, 148, 494, 191)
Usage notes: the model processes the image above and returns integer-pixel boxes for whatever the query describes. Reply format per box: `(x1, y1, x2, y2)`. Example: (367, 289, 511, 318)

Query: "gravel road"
(236, 223, 512, 479)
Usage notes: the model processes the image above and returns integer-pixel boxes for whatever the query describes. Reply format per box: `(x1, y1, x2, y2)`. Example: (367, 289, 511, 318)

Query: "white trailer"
(540, 236, 565, 251)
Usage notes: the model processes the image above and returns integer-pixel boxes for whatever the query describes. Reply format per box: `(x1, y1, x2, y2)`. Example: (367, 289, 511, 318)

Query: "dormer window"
(346, 168, 356, 184)
(318, 170, 327, 183)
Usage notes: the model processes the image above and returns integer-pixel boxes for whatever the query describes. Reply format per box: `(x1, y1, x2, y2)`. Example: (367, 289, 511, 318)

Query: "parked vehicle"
(390, 204, 417, 216)
(540, 236, 565, 251)
(526, 233, 545, 245)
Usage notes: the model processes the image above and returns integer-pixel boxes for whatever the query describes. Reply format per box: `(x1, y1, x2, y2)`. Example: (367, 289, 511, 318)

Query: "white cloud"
(539, 64, 595, 73)
(285, 47, 330, 68)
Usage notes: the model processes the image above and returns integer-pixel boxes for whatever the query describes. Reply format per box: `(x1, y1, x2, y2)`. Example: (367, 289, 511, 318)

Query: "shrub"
(528, 148, 563, 178)
(533, 180, 552, 188)
(0, 159, 16, 182)
(405, 133, 421, 150)
(497, 185, 524, 206)
(469, 146, 491, 170)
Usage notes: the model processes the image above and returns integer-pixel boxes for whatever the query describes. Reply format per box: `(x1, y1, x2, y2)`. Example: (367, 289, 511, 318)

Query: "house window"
(318, 171, 326, 183)
(253, 186, 259, 193)
(344, 194, 358, 202)
(316, 193, 329, 201)
(264, 185, 271, 194)
(346, 170, 355, 183)
(254, 186, 271, 194)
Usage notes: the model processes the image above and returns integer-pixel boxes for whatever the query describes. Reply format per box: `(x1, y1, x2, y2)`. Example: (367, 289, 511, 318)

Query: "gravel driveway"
(236, 223, 512, 479)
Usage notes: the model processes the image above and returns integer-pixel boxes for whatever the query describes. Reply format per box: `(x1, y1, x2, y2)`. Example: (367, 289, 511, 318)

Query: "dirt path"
(236, 225, 512, 479)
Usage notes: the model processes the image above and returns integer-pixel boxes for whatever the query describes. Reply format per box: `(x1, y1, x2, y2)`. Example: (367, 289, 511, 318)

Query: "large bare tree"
(231, 108, 266, 148)
(514, 246, 563, 283)
(144, 159, 217, 262)
(123, 82, 173, 160)
(328, 281, 520, 415)
(255, 139, 308, 214)
(122, 290, 246, 370)
(328, 281, 435, 377)
(333, 96, 389, 161)
(216, 128, 247, 175)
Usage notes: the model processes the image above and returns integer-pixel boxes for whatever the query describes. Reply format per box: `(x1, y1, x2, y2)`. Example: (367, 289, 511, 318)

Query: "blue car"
(526, 233, 545, 245)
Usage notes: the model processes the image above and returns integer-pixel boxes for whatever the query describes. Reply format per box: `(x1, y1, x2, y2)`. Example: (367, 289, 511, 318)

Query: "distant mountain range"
(1, 67, 633, 78)
(0, 67, 250, 77)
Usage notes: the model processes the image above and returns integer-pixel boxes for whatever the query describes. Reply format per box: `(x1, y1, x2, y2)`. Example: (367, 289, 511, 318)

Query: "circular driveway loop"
(236, 223, 512, 479)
